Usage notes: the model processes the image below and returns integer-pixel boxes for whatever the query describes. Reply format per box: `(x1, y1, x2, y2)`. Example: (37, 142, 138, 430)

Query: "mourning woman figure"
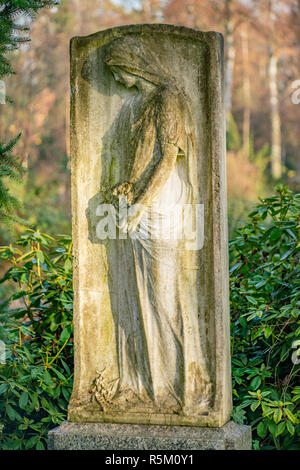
(98, 36, 212, 415)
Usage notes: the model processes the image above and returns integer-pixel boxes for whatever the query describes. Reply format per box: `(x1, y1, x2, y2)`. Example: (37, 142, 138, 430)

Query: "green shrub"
(230, 185, 300, 449)
(0, 230, 73, 450)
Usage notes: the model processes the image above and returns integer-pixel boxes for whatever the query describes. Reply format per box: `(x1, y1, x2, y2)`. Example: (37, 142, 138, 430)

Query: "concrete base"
(48, 420, 252, 450)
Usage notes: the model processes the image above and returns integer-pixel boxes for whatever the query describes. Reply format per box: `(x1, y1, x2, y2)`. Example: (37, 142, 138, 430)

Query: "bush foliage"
(0, 186, 299, 449)
(0, 230, 73, 450)
(230, 186, 300, 449)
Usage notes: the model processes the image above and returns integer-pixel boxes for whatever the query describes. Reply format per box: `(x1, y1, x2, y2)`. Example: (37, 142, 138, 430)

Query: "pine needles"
(0, 0, 59, 222)
(0, 133, 23, 221)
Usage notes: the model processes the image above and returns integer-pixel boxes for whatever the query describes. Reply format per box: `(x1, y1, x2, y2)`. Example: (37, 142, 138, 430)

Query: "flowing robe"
(106, 84, 212, 413)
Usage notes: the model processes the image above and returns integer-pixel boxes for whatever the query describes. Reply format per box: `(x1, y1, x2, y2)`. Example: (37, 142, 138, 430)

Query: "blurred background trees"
(0, 1, 59, 231)
(0, 1, 299, 450)
(1, 0, 300, 244)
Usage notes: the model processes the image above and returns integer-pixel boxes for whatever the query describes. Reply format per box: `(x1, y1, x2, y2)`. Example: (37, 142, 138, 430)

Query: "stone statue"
(90, 36, 212, 415)
(68, 24, 232, 427)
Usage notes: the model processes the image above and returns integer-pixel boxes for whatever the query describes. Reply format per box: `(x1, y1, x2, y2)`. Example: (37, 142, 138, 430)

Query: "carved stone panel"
(68, 24, 232, 427)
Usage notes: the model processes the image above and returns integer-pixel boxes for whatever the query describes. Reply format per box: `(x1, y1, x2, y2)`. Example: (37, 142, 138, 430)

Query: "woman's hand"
(112, 181, 134, 205)
(109, 182, 144, 235)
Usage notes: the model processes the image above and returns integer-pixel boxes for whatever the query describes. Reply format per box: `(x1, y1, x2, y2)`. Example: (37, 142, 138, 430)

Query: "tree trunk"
(269, 51, 282, 179)
(269, 0, 282, 179)
(241, 24, 251, 160)
(224, 0, 236, 119)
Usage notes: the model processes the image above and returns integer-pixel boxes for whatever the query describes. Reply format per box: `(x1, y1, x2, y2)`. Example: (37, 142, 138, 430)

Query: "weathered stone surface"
(48, 421, 251, 450)
(69, 24, 231, 427)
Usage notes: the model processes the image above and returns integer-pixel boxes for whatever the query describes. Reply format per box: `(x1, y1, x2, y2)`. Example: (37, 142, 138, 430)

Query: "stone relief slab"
(68, 24, 232, 427)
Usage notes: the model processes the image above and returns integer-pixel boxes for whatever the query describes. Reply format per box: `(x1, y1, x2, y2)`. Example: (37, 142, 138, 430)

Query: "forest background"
(0, 0, 300, 450)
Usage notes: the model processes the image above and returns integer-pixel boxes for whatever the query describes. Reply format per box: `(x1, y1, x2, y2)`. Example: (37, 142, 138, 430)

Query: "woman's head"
(110, 66, 138, 89)
(103, 36, 172, 87)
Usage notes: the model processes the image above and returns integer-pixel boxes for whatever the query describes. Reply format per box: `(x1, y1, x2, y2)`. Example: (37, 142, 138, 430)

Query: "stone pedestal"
(48, 421, 251, 450)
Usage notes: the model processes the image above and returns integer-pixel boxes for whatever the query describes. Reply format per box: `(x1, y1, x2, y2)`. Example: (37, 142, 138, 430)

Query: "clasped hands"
(110, 181, 145, 235)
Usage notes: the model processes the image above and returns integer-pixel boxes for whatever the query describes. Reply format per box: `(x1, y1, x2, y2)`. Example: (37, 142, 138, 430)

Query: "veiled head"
(103, 36, 171, 87)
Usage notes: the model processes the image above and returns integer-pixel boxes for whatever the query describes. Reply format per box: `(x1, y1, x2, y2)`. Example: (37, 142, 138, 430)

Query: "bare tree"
(241, 23, 251, 160)
(224, 0, 236, 117)
(268, 0, 282, 179)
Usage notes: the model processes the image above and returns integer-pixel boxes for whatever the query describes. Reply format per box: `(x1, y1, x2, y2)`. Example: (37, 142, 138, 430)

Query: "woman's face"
(111, 67, 137, 89)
